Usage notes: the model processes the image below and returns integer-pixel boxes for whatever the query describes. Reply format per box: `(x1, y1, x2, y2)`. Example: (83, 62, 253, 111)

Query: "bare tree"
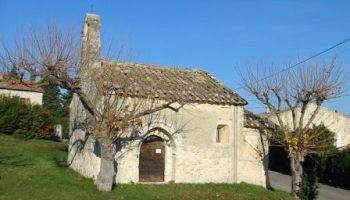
(241, 58, 347, 196)
(0, 22, 184, 191)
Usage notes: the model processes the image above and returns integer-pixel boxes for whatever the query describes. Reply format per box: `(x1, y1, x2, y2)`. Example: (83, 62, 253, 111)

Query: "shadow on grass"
(52, 145, 70, 169)
(55, 144, 68, 153)
(53, 155, 69, 168)
(0, 154, 32, 167)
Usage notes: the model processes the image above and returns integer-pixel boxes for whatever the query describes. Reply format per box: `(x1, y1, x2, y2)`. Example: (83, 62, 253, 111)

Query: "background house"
(0, 74, 43, 105)
(262, 104, 350, 148)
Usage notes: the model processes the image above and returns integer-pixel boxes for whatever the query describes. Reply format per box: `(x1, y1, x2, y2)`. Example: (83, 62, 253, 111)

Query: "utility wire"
(234, 38, 350, 91)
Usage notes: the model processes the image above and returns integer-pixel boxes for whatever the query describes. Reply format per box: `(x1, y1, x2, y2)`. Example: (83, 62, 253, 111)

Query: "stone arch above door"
(138, 120, 183, 148)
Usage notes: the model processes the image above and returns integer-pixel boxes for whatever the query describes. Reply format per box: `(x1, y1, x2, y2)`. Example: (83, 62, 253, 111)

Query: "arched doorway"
(139, 135, 165, 182)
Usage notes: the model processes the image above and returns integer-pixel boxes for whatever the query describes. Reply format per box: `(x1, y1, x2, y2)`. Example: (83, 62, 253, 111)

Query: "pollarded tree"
(0, 14, 185, 191)
(241, 59, 347, 196)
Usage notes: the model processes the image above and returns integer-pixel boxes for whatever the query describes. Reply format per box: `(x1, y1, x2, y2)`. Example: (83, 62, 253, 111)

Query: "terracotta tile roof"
(101, 61, 247, 106)
(0, 79, 43, 93)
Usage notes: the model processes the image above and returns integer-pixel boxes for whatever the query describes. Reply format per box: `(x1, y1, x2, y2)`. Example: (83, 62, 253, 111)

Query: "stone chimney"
(81, 13, 101, 64)
(79, 13, 101, 94)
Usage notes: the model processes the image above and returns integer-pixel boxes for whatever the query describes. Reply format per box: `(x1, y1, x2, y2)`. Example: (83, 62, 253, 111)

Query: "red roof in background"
(0, 79, 44, 93)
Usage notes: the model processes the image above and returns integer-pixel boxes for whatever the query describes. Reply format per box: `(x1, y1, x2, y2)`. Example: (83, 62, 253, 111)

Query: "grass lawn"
(0, 134, 294, 200)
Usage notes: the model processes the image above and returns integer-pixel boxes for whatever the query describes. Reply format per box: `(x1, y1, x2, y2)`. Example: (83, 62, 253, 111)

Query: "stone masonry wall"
(68, 101, 268, 187)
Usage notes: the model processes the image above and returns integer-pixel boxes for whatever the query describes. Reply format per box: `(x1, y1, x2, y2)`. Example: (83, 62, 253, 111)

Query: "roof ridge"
(0, 79, 43, 93)
(260, 103, 349, 118)
(101, 60, 204, 73)
(200, 70, 247, 102)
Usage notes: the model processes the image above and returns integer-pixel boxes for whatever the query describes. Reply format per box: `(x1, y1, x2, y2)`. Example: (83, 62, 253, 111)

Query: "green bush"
(270, 144, 350, 190)
(317, 147, 350, 189)
(297, 156, 319, 200)
(0, 95, 54, 138)
(29, 105, 54, 137)
(0, 96, 28, 134)
(269, 124, 350, 193)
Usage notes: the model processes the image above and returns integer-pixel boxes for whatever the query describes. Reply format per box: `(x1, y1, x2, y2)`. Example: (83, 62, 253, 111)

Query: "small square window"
(216, 125, 229, 144)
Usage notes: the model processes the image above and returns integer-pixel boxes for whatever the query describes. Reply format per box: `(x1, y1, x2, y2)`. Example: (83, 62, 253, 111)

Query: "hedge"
(269, 146, 350, 189)
(0, 95, 54, 138)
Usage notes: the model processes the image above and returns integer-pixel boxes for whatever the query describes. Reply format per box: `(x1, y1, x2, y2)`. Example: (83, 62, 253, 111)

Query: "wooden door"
(139, 135, 165, 182)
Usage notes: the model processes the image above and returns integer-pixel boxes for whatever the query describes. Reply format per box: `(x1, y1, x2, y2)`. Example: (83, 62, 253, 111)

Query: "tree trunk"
(290, 156, 303, 196)
(259, 130, 271, 188)
(264, 153, 271, 188)
(95, 138, 115, 192)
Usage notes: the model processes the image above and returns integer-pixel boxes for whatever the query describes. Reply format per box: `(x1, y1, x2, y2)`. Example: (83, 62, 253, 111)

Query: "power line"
(234, 37, 350, 91)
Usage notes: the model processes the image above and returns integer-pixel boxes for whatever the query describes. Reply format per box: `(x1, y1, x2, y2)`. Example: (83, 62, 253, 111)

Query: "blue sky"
(1, 0, 350, 114)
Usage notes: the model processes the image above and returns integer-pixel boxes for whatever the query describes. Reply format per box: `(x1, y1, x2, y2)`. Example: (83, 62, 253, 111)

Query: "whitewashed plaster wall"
(0, 89, 43, 105)
(266, 104, 350, 148)
(238, 127, 268, 187)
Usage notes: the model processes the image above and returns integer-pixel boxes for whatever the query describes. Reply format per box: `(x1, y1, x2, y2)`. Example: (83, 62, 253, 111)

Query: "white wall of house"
(68, 95, 268, 187)
(266, 104, 350, 148)
(0, 88, 43, 105)
(238, 127, 268, 187)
